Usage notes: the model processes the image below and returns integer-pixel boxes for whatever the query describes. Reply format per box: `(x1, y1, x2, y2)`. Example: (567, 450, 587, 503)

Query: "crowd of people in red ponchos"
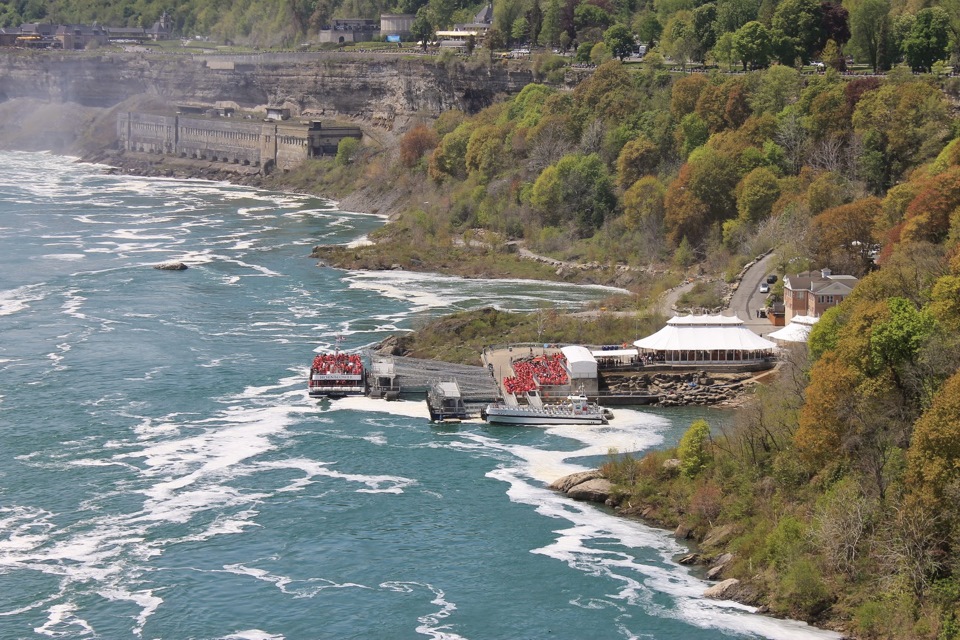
(311, 353, 363, 375)
(502, 354, 570, 396)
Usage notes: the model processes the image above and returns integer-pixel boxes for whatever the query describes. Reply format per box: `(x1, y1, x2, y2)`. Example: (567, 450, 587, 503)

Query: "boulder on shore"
(704, 578, 741, 600)
(550, 471, 613, 504)
(549, 470, 602, 493)
(566, 478, 613, 503)
(154, 261, 188, 271)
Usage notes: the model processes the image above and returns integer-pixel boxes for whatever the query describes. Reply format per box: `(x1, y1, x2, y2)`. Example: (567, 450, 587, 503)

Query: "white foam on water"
(329, 396, 432, 420)
(380, 581, 466, 640)
(253, 457, 416, 495)
(98, 586, 163, 637)
(461, 412, 844, 640)
(344, 269, 627, 315)
(220, 630, 286, 640)
(41, 253, 86, 261)
(34, 603, 95, 637)
(106, 229, 179, 241)
(346, 271, 450, 312)
(61, 289, 87, 319)
(0, 506, 54, 558)
(0, 283, 47, 316)
(222, 563, 371, 597)
(344, 234, 373, 248)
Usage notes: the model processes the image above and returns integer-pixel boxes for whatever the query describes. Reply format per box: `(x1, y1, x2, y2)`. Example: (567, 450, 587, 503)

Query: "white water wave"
(33, 603, 96, 638)
(0, 283, 48, 316)
(458, 413, 843, 640)
(220, 630, 286, 640)
(222, 563, 371, 597)
(345, 268, 626, 315)
(381, 581, 466, 640)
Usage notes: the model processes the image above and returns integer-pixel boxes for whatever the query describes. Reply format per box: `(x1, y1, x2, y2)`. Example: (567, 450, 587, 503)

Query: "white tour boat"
(482, 389, 609, 425)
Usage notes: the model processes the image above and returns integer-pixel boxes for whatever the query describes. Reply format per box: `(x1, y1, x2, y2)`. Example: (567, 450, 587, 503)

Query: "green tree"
(590, 41, 611, 64)
(678, 419, 712, 478)
(771, 0, 825, 65)
(903, 7, 951, 72)
(494, 0, 526, 45)
(426, 0, 456, 31)
(574, 3, 612, 33)
(732, 20, 773, 70)
(528, 0, 543, 46)
(676, 112, 709, 157)
(853, 79, 950, 192)
(714, 0, 758, 33)
(616, 136, 660, 189)
(335, 136, 360, 166)
(530, 153, 617, 236)
(542, 0, 562, 47)
(907, 371, 960, 510)
(412, 8, 433, 50)
(736, 167, 781, 223)
(622, 176, 666, 231)
(692, 3, 718, 58)
(713, 31, 737, 70)
(849, 0, 892, 73)
(751, 65, 800, 115)
(634, 11, 663, 48)
(662, 11, 699, 68)
(465, 125, 506, 181)
(869, 297, 937, 390)
(428, 122, 473, 180)
(511, 16, 530, 43)
(604, 23, 636, 61)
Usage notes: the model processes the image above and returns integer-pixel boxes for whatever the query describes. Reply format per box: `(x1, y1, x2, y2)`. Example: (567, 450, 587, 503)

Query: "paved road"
(728, 252, 777, 336)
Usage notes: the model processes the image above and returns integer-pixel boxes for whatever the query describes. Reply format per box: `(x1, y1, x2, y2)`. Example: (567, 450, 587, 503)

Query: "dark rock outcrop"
(154, 261, 188, 270)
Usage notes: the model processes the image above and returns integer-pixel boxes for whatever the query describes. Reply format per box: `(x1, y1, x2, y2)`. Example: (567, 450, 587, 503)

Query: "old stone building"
(117, 107, 362, 172)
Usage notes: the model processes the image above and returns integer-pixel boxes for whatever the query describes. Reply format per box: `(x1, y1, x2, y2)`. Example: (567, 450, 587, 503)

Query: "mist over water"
(0, 152, 839, 639)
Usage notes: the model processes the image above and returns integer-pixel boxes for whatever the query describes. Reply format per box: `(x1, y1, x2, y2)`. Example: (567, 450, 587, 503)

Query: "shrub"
(780, 558, 831, 617)
(678, 419, 712, 478)
(335, 137, 360, 166)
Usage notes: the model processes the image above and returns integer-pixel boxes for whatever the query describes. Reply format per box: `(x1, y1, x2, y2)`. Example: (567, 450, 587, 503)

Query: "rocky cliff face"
(0, 50, 544, 125)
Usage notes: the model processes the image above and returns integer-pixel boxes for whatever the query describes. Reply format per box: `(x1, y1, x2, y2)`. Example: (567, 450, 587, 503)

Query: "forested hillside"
(303, 56, 960, 636)
(2, 0, 958, 71)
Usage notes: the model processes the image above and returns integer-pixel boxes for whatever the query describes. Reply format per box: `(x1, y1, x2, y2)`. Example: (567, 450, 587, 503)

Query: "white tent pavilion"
(633, 314, 777, 365)
(767, 315, 819, 343)
(560, 345, 597, 380)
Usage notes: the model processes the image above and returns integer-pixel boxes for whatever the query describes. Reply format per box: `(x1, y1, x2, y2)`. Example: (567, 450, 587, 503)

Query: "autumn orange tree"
(809, 197, 881, 276)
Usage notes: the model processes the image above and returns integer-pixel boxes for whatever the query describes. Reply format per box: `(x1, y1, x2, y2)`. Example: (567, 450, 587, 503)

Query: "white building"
(633, 314, 777, 366)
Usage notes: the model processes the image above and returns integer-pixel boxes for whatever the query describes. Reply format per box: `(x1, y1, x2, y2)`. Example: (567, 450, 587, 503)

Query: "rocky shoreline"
(550, 471, 770, 610)
(602, 370, 758, 408)
(549, 469, 850, 638)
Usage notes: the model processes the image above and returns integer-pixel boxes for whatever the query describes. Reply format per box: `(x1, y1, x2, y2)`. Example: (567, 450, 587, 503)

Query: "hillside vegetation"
(298, 55, 960, 637)
(3, 0, 959, 73)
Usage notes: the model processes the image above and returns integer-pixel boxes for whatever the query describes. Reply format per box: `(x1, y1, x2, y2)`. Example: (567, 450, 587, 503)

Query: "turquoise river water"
(0, 152, 840, 639)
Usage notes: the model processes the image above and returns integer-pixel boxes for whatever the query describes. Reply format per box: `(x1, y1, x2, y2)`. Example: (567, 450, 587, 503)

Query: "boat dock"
(367, 354, 499, 418)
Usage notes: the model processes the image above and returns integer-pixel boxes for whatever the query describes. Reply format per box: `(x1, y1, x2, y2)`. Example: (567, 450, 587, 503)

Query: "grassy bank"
(378, 306, 667, 365)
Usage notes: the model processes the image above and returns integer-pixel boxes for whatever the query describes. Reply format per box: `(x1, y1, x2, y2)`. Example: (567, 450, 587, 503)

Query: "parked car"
(759, 283, 770, 293)
(766, 274, 777, 284)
